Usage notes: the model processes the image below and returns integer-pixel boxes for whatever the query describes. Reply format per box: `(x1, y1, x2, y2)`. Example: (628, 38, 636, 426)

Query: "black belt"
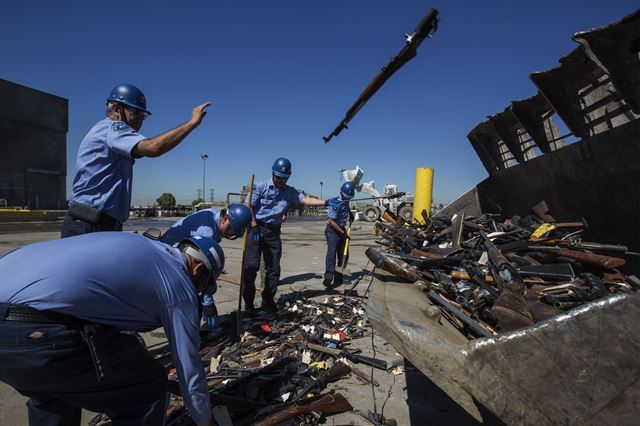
(2, 304, 80, 325)
(258, 221, 281, 230)
(68, 201, 122, 229)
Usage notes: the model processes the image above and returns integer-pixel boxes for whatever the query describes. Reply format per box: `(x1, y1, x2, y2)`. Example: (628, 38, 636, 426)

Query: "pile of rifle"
(367, 203, 639, 338)
(161, 293, 393, 425)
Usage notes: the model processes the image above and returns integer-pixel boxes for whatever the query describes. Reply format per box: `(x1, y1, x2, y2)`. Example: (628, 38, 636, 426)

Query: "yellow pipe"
(413, 167, 434, 223)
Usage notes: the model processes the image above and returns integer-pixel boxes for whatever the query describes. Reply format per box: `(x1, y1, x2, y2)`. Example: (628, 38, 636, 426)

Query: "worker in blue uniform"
(61, 83, 211, 238)
(323, 182, 355, 287)
(160, 203, 252, 326)
(161, 204, 252, 245)
(0, 232, 223, 426)
(244, 158, 328, 314)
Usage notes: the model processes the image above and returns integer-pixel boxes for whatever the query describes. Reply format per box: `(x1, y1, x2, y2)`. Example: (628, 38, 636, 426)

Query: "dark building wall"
(476, 119, 640, 273)
(0, 79, 68, 209)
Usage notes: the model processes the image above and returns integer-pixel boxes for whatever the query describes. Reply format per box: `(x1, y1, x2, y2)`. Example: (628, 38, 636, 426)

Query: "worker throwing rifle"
(0, 233, 223, 426)
(243, 158, 328, 315)
(160, 204, 252, 326)
(323, 182, 355, 287)
(62, 83, 211, 238)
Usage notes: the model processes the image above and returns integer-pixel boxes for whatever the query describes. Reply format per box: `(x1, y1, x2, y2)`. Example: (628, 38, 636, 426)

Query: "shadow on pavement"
(279, 272, 322, 285)
(404, 359, 504, 425)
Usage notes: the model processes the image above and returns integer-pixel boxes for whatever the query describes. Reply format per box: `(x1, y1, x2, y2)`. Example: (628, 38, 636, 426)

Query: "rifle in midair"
(323, 7, 439, 143)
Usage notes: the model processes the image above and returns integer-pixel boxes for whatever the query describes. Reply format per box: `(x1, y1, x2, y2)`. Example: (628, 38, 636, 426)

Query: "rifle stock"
(253, 393, 353, 426)
(528, 245, 625, 269)
(293, 362, 351, 401)
(481, 232, 534, 331)
(323, 8, 439, 142)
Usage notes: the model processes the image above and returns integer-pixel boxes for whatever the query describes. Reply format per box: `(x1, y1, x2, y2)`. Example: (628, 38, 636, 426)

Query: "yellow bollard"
(413, 167, 434, 223)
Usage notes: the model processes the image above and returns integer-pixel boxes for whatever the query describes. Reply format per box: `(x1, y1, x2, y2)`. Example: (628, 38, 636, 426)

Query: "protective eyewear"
(125, 106, 150, 121)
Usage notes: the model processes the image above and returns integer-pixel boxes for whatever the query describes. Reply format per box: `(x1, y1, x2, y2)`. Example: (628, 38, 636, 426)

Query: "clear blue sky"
(2, 0, 637, 205)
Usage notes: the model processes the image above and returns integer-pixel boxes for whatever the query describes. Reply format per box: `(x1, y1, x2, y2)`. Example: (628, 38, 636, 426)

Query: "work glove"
(202, 294, 218, 327)
(251, 225, 261, 243)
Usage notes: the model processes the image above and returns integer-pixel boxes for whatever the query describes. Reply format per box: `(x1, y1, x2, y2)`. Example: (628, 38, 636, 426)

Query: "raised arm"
(134, 102, 211, 157)
(300, 195, 327, 207)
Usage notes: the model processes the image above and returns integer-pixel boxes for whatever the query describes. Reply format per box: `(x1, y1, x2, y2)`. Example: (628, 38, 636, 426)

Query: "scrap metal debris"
(366, 201, 638, 338)
(115, 293, 398, 426)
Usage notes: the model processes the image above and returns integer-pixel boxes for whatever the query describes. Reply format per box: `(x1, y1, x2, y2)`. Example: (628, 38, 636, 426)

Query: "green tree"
(191, 198, 204, 206)
(156, 193, 176, 208)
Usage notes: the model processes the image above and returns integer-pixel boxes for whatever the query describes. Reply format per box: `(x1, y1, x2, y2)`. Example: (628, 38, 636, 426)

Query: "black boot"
(322, 278, 333, 287)
(333, 273, 343, 286)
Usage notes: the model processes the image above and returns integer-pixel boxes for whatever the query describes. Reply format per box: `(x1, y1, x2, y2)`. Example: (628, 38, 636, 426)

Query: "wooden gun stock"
(528, 246, 625, 269)
(480, 232, 534, 331)
(323, 8, 439, 142)
(293, 362, 351, 401)
(254, 393, 353, 426)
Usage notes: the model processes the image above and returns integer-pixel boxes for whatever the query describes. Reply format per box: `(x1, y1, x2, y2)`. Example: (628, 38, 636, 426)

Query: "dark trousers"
(324, 226, 346, 282)
(242, 224, 282, 311)
(60, 215, 123, 238)
(0, 320, 167, 426)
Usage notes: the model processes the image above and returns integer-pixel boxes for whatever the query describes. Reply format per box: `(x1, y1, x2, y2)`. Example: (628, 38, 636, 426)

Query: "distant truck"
(361, 184, 414, 222)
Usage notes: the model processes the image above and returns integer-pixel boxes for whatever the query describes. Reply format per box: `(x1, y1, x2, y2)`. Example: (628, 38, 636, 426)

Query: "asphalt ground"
(0, 217, 499, 425)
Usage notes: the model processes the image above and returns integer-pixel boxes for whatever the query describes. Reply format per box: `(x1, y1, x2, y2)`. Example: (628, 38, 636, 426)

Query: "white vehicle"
(361, 184, 414, 222)
(340, 166, 414, 222)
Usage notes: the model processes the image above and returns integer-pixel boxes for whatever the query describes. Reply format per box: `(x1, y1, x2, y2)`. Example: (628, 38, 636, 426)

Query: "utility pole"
(209, 189, 215, 203)
(201, 154, 208, 204)
(320, 181, 323, 199)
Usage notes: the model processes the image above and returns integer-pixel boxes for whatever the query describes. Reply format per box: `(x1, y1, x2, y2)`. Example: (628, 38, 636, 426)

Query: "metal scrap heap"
(366, 202, 639, 338)
(152, 293, 396, 426)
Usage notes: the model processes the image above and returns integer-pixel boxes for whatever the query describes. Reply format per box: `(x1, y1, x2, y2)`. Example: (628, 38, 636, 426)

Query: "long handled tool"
(336, 220, 352, 275)
(236, 174, 255, 339)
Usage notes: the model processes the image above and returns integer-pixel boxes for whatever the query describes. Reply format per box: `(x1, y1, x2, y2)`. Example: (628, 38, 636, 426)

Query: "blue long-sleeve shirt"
(161, 208, 222, 245)
(0, 232, 211, 424)
(251, 179, 305, 224)
(160, 208, 221, 307)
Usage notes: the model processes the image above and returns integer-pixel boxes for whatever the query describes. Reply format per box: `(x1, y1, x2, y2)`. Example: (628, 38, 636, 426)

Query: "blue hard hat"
(227, 204, 252, 237)
(272, 157, 292, 178)
(340, 182, 355, 200)
(181, 236, 225, 294)
(107, 84, 151, 115)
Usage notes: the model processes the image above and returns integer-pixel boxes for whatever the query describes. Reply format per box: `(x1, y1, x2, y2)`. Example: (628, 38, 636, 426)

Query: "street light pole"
(320, 181, 323, 199)
(201, 154, 208, 203)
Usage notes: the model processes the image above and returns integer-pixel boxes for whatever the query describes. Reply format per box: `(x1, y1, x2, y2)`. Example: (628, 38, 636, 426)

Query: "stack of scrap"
(150, 293, 394, 426)
(367, 203, 639, 338)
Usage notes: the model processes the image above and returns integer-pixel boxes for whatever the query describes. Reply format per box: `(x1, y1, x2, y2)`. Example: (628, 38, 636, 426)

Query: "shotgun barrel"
(308, 343, 388, 370)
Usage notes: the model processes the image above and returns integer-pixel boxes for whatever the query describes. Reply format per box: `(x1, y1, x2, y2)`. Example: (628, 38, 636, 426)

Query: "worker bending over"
(160, 204, 251, 325)
(0, 232, 223, 426)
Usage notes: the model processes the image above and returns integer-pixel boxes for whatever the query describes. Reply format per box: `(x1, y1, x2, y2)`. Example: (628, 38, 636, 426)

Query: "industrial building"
(0, 79, 67, 210)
